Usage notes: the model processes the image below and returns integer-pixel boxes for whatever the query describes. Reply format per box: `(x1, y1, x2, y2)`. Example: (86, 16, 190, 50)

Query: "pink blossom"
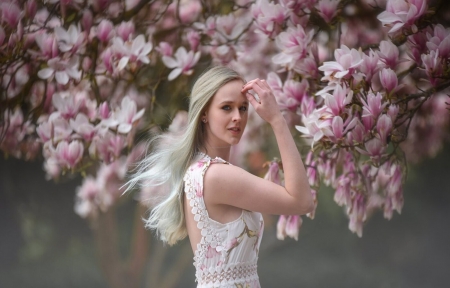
(52, 91, 80, 119)
(89, 132, 126, 163)
(272, 25, 314, 66)
(100, 96, 144, 134)
(186, 30, 200, 51)
(323, 84, 353, 116)
(264, 161, 283, 185)
(211, 44, 235, 64)
(74, 177, 99, 218)
(316, 0, 339, 23)
(37, 56, 81, 85)
(276, 215, 287, 240)
(359, 50, 380, 83)
(215, 14, 249, 41)
(55, 140, 84, 169)
(54, 24, 85, 53)
(387, 104, 399, 122)
(252, 0, 288, 37)
(331, 116, 344, 139)
(81, 9, 93, 32)
(334, 175, 351, 207)
(156, 42, 173, 57)
(35, 32, 59, 59)
(319, 45, 364, 80)
(348, 193, 366, 237)
(113, 35, 153, 70)
(293, 56, 319, 79)
(285, 215, 302, 240)
(305, 152, 319, 187)
(361, 92, 387, 129)
(0, 1, 23, 28)
(162, 47, 201, 81)
(376, 114, 393, 144)
(377, 0, 428, 34)
(379, 68, 402, 93)
(377, 40, 401, 69)
(70, 114, 96, 141)
(355, 137, 386, 161)
(116, 21, 135, 41)
(25, 0, 37, 19)
(421, 50, 443, 86)
(426, 24, 450, 58)
(96, 19, 114, 43)
(193, 16, 216, 37)
(295, 108, 331, 148)
(98, 102, 110, 119)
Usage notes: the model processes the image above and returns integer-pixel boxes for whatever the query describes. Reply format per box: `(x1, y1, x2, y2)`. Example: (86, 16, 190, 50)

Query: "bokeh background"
(1, 142, 449, 288)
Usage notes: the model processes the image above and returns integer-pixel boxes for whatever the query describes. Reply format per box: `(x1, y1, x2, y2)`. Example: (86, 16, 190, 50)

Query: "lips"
(228, 127, 241, 134)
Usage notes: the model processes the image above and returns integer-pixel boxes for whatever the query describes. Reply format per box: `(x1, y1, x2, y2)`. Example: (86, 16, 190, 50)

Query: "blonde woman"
(128, 66, 313, 287)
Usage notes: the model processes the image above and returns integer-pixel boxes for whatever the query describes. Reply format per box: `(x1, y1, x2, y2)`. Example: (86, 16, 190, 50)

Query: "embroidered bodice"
(184, 154, 264, 288)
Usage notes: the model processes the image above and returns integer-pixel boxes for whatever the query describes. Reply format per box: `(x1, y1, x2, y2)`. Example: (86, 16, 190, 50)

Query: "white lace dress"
(184, 154, 264, 288)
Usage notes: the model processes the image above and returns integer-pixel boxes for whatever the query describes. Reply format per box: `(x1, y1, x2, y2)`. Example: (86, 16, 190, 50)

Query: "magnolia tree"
(1, 0, 450, 284)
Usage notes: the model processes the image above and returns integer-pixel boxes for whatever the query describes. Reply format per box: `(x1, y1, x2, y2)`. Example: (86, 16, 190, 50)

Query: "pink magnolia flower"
(359, 50, 380, 83)
(34, 32, 59, 59)
(215, 14, 249, 41)
(379, 68, 402, 93)
(156, 41, 173, 56)
(421, 50, 443, 86)
(81, 9, 93, 32)
(361, 92, 387, 129)
(377, 0, 428, 34)
(116, 21, 135, 41)
(348, 193, 366, 237)
(98, 102, 110, 119)
(387, 104, 399, 122)
(355, 137, 386, 161)
(113, 35, 153, 71)
(37, 56, 82, 85)
(272, 24, 314, 66)
(376, 114, 393, 144)
(277, 215, 302, 240)
(54, 24, 85, 53)
(89, 131, 126, 163)
(378, 40, 401, 69)
(96, 19, 114, 43)
(252, 0, 288, 37)
(74, 176, 99, 218)
(426, 24, 450, 58)
(70, 113, 96, 141)
(52, 91, 80, 119)
(193, 16, 216, 37)
(100, 96, 144, 134)
(276, 215, 287, 240)
(55, 140, 84, 169)
(319, 45, 364, 80)
(162, 47, 201, 81)
(0, 1, 23, 28)
(264, 161, 283, 186)
(296, 108, 331, 148)
(316, 0, 339, 23)
(323, 84, 353, 116)
(334, 175, 352, 207)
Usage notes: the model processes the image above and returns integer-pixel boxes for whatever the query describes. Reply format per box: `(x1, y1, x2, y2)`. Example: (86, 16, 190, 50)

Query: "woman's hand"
(241, 78, 283, 125)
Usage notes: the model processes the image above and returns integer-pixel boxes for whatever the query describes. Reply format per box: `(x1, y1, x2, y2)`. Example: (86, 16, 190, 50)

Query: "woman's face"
(203, 80, 249, 148)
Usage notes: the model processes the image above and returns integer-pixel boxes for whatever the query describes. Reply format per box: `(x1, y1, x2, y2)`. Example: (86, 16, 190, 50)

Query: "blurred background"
(1, 143, 449, 288)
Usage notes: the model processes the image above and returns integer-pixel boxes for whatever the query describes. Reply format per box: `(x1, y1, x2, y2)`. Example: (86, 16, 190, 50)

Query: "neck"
(201, 143, 231, 162)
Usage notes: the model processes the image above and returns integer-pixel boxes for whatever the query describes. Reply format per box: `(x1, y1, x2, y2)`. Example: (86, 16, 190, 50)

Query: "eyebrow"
(219, 100, 249, 105)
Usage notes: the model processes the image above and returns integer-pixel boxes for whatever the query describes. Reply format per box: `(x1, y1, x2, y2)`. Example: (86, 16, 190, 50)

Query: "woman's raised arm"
(204, 79, 313, 215)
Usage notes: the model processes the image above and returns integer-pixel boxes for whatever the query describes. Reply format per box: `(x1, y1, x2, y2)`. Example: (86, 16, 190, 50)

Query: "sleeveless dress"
(183, 154, 264, 288)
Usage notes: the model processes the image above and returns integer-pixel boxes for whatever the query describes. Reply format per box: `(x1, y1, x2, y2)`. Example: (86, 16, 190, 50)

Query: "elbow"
(295, 187, 315, 215)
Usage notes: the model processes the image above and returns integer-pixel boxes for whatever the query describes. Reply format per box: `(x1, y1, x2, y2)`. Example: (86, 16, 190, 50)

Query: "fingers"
(245, 92, 260, 107)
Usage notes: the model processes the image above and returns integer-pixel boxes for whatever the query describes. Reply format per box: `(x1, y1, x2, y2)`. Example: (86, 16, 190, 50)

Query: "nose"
(232, 108, 241, 122)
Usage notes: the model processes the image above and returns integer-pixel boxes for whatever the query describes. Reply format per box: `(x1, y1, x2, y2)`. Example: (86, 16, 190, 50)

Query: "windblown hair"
(126, 66, 245, 245)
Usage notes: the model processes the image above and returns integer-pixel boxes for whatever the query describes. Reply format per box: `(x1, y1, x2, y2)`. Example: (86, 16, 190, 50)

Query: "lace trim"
(184, 156, 228, 277)
(198, 261, 259, 287)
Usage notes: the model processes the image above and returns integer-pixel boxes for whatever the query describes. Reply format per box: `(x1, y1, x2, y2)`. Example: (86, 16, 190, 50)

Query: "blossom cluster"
(1, 0, 449, 237)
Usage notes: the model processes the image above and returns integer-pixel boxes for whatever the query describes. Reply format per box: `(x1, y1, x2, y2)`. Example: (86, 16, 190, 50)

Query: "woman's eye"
(222, 105, 231, 111)
(240, 106, 248, 112)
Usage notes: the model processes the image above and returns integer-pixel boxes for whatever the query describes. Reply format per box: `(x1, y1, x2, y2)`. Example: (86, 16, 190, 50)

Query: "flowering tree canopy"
(1, 0, 450, 242)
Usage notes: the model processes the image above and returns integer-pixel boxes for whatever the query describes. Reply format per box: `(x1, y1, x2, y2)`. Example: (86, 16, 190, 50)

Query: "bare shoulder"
(203, 161, 306, 215)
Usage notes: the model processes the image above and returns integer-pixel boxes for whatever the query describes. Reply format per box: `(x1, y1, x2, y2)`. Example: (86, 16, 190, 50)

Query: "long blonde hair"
(126, 66, 244, 245)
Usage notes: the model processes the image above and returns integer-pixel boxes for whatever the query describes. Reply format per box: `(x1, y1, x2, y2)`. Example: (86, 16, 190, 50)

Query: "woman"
(128, 66, 313, 287)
